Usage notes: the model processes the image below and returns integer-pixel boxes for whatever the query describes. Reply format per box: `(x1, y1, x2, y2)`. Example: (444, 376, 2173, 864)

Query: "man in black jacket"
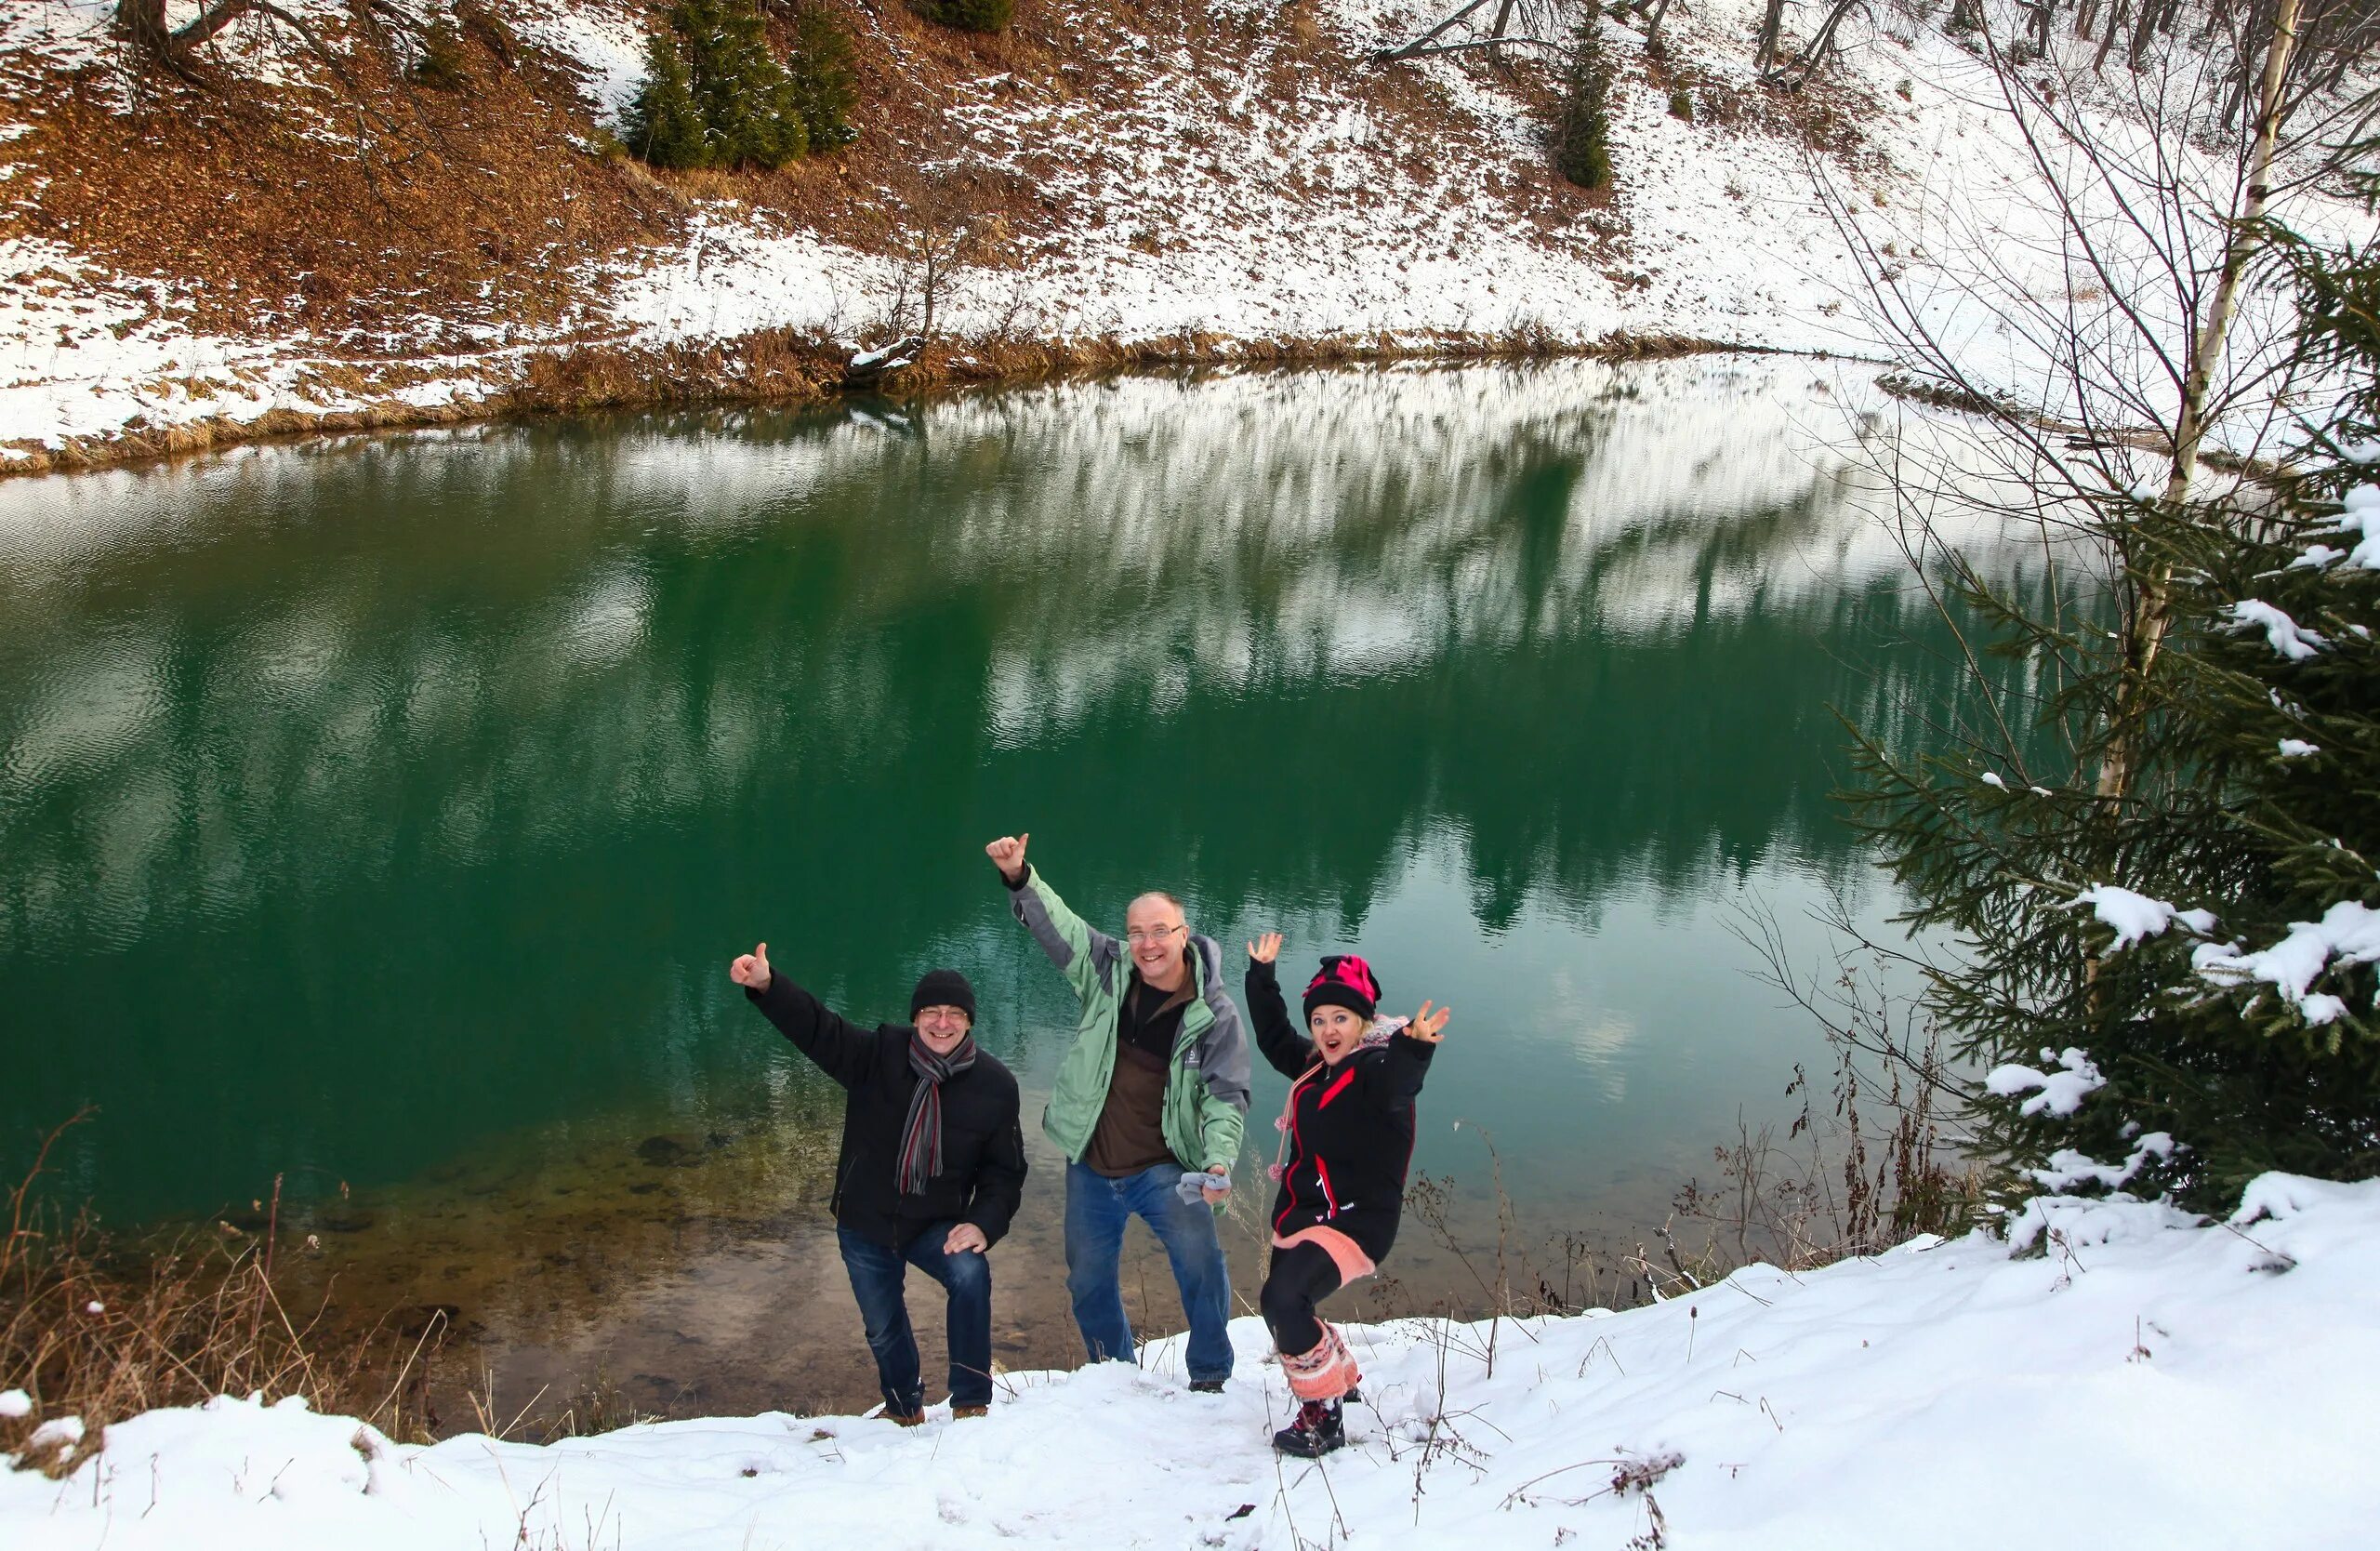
(730, 940, 1026, 1425)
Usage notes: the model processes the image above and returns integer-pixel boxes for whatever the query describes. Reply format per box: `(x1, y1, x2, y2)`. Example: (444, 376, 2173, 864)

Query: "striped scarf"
(897, 1031, 978, 1196)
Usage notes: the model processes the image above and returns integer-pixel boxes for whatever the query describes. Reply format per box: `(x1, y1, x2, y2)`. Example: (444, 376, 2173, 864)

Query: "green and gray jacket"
(1007, 866, 1252, 1173)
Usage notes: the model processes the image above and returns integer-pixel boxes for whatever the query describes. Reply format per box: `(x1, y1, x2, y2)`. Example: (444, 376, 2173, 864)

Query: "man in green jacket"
(985, 832, 1251, 1392)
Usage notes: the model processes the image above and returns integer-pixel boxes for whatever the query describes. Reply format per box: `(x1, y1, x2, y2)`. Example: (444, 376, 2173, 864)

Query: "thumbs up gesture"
(730, 942, 774, 993)
(985, 832, 1030, 883)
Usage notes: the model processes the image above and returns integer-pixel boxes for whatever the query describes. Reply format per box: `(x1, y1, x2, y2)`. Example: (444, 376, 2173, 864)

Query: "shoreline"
(0, 328, 1830, 482)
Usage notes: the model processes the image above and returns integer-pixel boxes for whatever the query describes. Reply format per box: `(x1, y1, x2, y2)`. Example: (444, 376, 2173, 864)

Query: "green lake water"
(0, 360, 2039, 1419)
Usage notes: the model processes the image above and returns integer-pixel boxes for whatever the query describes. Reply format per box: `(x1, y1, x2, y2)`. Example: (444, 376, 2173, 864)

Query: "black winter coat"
(1247, 959, 1435, 1265)
(747, 974, 1027, 1250)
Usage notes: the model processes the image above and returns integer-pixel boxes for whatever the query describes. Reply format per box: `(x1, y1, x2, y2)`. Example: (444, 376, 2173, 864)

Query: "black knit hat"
(1302, 955, 1382, 1022)
(910, 968, 976, 1023)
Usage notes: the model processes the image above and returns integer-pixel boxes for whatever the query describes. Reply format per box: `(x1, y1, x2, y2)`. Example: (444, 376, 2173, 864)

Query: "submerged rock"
(637, 1134, 707, 1168)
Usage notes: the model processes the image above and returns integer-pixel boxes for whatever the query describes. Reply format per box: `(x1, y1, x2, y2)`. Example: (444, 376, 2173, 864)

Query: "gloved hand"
(1175, 1170, 1230, 1205)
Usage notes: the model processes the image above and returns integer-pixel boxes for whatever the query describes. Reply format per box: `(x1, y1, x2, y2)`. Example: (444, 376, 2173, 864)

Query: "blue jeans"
(836, 1223, 994, 1412)
(1063, 1160, 1234, 1385)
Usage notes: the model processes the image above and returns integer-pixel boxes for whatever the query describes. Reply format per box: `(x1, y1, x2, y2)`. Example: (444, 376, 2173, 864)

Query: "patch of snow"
(2073, 884, 2193, 950)
(0, 1388, 29, 1419)
(2279, 738, 2320, 758)
(1985, 1045, 2103, 1117)
(2193, 901, 2380, 1027)
(24, 1414, 82, 1452)
(2028, 1131, 2175, 1192)
(2230, 600, 2327, 660)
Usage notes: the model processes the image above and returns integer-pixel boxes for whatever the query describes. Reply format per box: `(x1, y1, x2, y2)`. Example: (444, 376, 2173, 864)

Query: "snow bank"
(7, 1173, 2379, 1549)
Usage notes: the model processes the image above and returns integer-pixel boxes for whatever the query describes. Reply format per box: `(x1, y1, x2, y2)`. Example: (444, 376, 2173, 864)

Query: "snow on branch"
(2192, 901, 2380, 1027)
(2228, 600, 2329, 661)
(1985, 1047, 2104, 1117)
(2294, 484, 2380, 572)
(2026, 1132, 2176, 1193)
(2069, 885, 2215, 950)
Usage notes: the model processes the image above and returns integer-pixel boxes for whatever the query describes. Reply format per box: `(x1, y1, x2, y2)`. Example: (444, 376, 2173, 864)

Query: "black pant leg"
(1259, 1242, 1343, 1358)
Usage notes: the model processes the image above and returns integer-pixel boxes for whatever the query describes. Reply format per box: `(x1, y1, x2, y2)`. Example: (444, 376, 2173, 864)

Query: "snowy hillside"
(1, 0, 2365, 469)
(6, 1172, 2375, 1548)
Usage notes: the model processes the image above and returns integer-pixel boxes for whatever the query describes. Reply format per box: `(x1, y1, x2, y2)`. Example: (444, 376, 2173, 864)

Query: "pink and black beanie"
(1303, 955, 1382, 1022)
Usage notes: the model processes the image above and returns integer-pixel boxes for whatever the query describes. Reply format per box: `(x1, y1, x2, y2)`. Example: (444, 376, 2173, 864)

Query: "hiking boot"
(1188, 1378, 1226, 1395)
(951, 1404, 989, 1420)
(883, 1408, 926, 1427)
(1271, 1399, 1345, 1458)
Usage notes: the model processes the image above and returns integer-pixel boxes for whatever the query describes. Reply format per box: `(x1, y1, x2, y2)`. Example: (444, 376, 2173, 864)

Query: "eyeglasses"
(1124, 924, 1185, 947)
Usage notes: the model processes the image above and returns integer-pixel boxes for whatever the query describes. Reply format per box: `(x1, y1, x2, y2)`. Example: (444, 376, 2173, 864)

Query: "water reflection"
(0, 361, 2047, 1251)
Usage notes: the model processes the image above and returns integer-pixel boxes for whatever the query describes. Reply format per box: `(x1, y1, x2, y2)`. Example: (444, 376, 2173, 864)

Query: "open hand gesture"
(1406, 1001, 1452, 1043)
(985, 833, 1030, 883)
(1247, 932, 1283, 964)
(730, 942, 774, 993)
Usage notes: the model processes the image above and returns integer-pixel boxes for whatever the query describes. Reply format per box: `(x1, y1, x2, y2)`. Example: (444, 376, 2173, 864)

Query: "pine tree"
(1845, 148, 2380, 1211)
(624, 0, 814, 171)
(786, 4, 858, 153)
(622, 26, 713, 168)
(1553, 13, 1612, 191)
(919, 0, 1014, 34)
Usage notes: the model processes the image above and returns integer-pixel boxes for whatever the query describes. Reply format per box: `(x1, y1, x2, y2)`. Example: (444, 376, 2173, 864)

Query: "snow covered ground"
(2, 0, 2369, 464)
(7, 1172, 2377, 1549)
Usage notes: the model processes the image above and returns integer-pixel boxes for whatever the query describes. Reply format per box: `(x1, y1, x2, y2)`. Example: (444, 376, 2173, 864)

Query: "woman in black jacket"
(1245, 934, 1450, 1457)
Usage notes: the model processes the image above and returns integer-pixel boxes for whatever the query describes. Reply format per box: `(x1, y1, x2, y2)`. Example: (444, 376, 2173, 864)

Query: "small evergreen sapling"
(787, 4, 859, 152)
(1554, 13, 1613, 190)
(624, 27, 711, 168)
(918, 0, 1014, 34)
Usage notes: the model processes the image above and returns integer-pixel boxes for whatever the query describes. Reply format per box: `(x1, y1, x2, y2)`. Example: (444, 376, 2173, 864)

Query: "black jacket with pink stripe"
(1246, 958, 1436, 1265)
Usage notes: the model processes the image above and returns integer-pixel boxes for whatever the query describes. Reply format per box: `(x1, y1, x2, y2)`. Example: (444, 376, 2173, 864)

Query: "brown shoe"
(884, 1409, 926, 1427)
(951, 1404, 988, 1420)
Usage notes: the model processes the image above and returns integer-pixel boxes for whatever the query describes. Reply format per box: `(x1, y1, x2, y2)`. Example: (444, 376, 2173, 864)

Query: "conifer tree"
(918, 0, 1013, 33)
(623, 26, 712, 168)
(1553, 12, 1612, 191)
(1846, 151, 2380, 1211)
(623, 0, 812, 171)
(787, 4, 859, 152)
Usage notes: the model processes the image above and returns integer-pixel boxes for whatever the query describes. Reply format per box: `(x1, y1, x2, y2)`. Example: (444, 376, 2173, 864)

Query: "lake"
(0, 359, 2041, 1423)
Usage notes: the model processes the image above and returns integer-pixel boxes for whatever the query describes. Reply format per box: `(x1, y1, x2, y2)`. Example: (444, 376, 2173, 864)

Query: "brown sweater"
(1084, 974, 1193, 1177)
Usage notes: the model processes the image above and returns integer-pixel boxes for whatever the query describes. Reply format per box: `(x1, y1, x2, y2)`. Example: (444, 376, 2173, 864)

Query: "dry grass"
(0, 1114, 446, 1477)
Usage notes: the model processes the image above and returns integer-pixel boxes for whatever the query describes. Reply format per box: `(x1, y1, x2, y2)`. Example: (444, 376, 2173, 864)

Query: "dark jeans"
(1063, 1160, 1235, 1385)
(836, 1222, 993, 1413)
(1260, 1240, 1343, 1358)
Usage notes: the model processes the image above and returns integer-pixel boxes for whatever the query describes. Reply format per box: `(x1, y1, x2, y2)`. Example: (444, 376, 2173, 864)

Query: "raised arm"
(1372, 1000, 1450, 1104)
(988, 834, 1116, 1003)
(731, 943, 879, 1091)
(1244, 939, 1317, 1078)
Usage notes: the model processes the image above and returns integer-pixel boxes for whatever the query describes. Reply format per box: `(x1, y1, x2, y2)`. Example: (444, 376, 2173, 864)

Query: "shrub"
(1552, 16, 1612, 190)
(412, 17, 469, 90)
(917, 0, 1014, 33)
